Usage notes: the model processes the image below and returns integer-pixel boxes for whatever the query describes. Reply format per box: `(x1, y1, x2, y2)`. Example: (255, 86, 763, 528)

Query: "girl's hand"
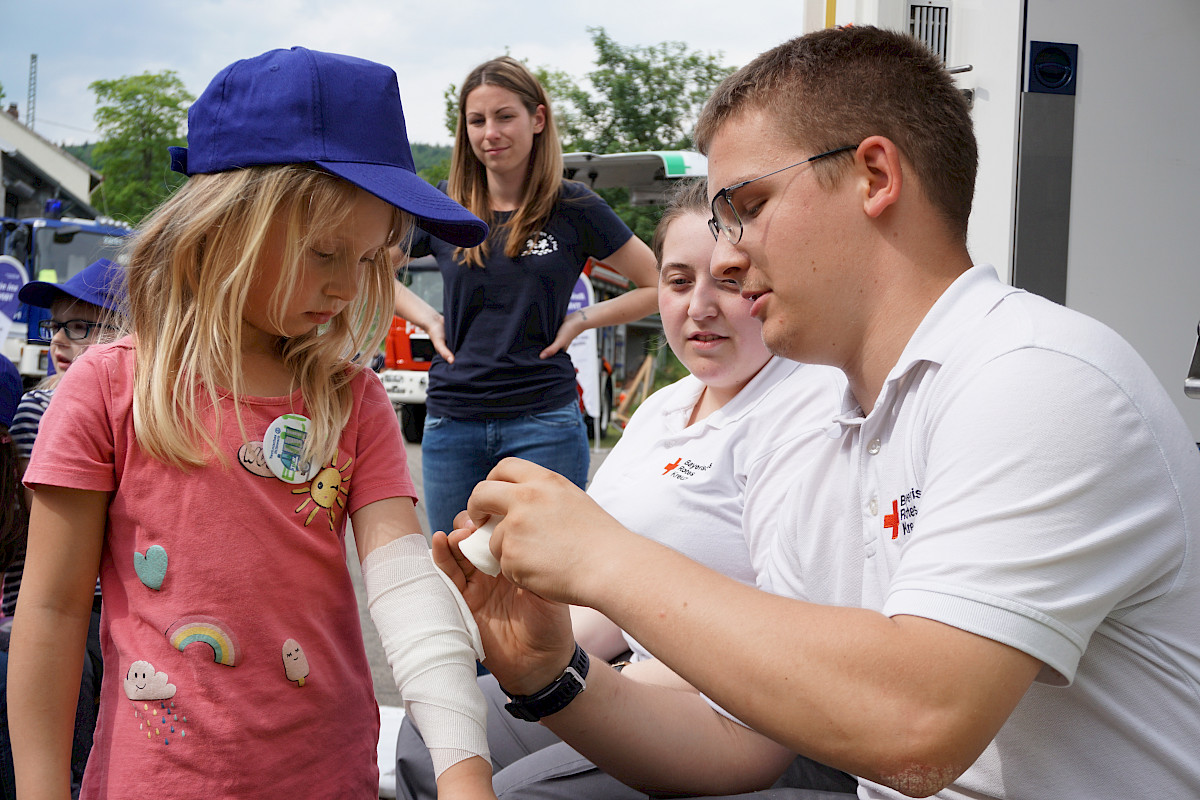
(539, 310, 587, 359)
(394, 279, 455, 363)
(432, 527, 575, 696)
(420, 313, 455, 364)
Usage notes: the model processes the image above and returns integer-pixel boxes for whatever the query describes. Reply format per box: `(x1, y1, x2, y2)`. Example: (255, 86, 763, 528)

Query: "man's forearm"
(580, 536, 1039, 794)
(532, 656, 794, 795)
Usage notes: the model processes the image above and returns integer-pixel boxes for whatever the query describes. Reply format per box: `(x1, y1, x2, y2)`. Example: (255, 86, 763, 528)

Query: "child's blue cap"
(168, 47, 488, 249)
(19, 258, 125, 312)
(0, 355, 20, 428)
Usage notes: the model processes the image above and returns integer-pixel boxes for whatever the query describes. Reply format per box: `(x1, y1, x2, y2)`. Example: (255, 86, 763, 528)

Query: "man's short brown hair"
(695, 26, 977, 240)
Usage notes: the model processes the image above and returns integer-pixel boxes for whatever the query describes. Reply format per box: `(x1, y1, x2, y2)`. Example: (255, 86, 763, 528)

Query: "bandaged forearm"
(362, 534, 489, 776)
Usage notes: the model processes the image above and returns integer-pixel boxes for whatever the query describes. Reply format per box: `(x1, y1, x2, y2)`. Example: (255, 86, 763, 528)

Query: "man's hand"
(462, 458, 635, 607)
(432, 527, 575, 695)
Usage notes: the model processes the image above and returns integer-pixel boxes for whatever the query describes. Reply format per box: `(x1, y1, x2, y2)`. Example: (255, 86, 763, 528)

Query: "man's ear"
(856, 136, 903, 219)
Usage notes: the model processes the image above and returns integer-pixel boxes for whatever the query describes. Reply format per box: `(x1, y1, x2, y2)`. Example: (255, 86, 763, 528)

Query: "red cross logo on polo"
(885, 500, 900, 539)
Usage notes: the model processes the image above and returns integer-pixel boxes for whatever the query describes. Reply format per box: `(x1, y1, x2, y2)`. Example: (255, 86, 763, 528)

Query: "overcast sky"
(2, 0, 819, 149)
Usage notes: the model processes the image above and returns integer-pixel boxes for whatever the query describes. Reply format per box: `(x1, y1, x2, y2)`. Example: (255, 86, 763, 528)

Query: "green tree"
(554, 29, 733, 242)
(410, 142, 452, 174)
(546, 27, 732, 155)
(63, 142, 97, 167)
(89, 70, 193, 223)
(410, 142, 452, 185)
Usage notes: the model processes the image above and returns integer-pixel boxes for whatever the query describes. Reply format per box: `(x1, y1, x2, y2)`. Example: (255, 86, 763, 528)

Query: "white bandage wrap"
(362, 534, 489, 776)
(459, 518, 502, 576)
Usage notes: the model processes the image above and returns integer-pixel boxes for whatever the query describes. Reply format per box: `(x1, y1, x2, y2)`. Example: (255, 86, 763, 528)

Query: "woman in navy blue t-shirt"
(394, 56, 658, 536)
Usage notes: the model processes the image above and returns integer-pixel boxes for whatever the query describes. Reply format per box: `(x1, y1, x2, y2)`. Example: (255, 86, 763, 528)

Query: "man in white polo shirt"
(438, 25, 1200, 800)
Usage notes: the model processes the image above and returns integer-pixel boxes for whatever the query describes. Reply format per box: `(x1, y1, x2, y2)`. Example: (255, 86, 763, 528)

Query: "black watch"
(502, 643, 589, 722)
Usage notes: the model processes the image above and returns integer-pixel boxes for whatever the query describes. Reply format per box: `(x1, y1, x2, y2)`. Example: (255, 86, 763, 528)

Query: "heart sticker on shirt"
(134, 545, 168, 591)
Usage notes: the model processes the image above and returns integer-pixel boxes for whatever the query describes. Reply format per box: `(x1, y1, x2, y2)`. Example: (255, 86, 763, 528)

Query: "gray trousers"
(394, 673, 858, 800)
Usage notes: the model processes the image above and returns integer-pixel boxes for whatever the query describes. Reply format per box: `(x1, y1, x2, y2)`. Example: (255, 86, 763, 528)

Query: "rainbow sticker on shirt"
(166, 616, 241, 667)
(292, 450, 353, 530)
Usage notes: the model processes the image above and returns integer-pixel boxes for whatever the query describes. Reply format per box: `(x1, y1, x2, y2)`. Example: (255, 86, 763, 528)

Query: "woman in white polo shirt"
(395, 179, 852, 800)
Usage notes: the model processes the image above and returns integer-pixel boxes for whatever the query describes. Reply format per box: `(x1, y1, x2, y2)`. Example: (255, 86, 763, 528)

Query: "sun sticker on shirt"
(292, 451, 353, 530)
(521, 231, 559, 257)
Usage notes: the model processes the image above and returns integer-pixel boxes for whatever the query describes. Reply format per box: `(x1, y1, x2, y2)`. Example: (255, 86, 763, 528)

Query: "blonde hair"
(126, 165, 406, 468)
(448, 56, 563, 268)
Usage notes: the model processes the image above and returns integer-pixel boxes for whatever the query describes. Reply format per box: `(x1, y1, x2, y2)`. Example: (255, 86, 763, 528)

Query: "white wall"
(1025, 0, 1200, 436)
(0, 112, 95, 204)
(839, 0, 1200, 437)
(954, 1, 1025, 283)
(835, 1, 1027, 279)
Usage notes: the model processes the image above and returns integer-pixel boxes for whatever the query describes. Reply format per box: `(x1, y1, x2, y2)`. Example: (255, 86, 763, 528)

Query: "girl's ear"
(532, 104, 547, 135)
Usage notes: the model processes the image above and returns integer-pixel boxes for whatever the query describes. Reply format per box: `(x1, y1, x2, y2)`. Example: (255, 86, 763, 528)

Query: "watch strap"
(502, 643, 589, 722)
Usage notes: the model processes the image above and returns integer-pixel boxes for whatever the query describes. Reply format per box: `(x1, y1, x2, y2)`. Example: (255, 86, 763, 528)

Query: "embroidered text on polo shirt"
(884, 488, 922, 539)
(664, 458, 713, 481)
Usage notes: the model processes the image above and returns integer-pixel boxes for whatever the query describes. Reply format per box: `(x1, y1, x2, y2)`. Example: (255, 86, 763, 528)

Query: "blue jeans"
(421, 402, 589, 536)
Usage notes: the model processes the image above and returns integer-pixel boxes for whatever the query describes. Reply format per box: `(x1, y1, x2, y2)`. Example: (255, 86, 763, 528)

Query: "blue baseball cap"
(0, 355, 20, 428)
(168, 47, 488, 249)
(19, 258, 125, 312)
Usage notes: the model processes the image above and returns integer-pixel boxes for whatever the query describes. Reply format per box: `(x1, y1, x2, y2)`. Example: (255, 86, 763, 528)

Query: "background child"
(0, 353, 27, 799)
(8, 48, 496, 800)
(1, 257, 124, 797)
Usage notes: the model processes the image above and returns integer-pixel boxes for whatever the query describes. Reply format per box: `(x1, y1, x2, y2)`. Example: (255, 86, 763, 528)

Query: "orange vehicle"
(380, 256, 440, 442)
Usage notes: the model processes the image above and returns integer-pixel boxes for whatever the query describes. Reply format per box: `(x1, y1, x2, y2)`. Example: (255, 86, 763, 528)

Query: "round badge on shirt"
(263, 414, 320, 484)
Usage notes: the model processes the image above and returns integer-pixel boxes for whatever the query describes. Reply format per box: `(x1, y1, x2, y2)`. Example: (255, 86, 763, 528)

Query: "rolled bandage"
(362, 534, 489, 776)
(459, 518, 502, 576)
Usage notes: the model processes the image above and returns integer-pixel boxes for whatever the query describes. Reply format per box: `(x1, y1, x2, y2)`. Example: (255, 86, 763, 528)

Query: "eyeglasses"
(36, 319, 114, 342)
(708, 145, 858, 244)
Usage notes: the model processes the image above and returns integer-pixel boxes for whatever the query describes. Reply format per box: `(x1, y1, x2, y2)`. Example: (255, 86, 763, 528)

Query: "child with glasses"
(0, 354, 29, 798)
(1, 257, 124, 796)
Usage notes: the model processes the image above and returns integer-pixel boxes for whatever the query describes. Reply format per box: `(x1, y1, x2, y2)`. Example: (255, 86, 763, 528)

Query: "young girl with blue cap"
(8, 48, 497, 800)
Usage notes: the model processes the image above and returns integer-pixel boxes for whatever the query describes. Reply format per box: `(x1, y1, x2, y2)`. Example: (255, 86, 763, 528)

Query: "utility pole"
(26, 54, 37, 130)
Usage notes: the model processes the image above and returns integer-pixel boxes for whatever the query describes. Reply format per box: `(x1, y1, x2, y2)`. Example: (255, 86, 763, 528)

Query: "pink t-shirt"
(25, 340, 415, 799)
